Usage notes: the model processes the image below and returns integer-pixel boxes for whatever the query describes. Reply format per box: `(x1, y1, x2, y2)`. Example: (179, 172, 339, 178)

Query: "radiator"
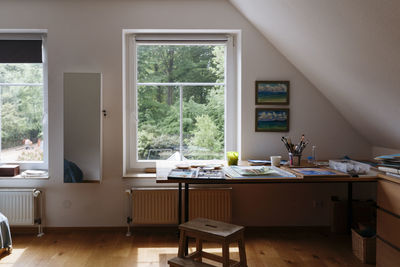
(129, 188, 232, 225)
(189, 188, 232, 223)
(131, 188, 178, 225)
(0, 188, 43, 236)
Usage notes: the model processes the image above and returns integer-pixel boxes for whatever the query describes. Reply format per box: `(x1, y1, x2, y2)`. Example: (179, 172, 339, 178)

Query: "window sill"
(123, 172, 157, 179)
(65, 180, 101, 184)
(123, 160, 226, 180)
(0, 169, 49, 180)
(0, 175, 49, 180)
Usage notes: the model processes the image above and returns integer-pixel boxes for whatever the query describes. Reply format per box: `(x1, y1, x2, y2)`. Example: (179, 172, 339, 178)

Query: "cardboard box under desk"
(0, 164, 20, 176)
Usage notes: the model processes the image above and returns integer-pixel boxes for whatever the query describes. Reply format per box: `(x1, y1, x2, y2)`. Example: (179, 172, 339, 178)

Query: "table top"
(156, 161, 378, 184)
(378, 173, 400, 185)
(157, 176, 378, 184)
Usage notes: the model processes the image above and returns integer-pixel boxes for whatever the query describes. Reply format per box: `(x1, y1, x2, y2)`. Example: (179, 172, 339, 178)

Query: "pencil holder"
(289, 153, 301, 166)
(293, 154, 301, 166)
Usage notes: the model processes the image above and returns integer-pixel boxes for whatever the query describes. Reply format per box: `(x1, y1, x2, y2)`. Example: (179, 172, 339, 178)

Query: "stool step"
(180, 218, 244, 239)
(168, 257, 215, 267)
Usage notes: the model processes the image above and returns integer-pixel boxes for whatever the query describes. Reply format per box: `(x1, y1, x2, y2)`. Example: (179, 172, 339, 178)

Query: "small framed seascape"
(255, 108, 289, 132)
(255, 81, 289, 105)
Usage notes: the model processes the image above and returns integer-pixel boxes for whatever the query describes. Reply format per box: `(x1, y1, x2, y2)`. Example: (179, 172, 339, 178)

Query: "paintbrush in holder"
(281, 135, 309, 166)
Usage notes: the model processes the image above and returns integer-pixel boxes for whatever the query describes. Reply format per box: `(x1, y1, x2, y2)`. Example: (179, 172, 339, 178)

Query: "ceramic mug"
(270, 156, 282, 167)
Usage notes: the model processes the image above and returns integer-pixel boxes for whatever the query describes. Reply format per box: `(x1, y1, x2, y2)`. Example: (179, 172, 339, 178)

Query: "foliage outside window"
(0, 63, 44, 162)
(136, 44, 226, 161)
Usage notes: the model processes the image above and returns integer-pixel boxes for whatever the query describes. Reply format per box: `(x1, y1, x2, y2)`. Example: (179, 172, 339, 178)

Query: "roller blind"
(134, 34, 229, 45)
(0, 40, 42, 63)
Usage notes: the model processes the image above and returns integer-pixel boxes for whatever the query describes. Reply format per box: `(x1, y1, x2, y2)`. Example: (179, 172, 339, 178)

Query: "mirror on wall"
(63, 73, 102, 183)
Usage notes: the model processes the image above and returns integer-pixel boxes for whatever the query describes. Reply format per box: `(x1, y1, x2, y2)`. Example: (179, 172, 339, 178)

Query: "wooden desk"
(157, 163, 378, 256)
(156, 163, 378, 229)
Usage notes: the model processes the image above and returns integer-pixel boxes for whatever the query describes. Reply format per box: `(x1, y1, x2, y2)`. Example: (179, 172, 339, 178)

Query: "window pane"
(137, 45, 225, 83)
(0, 63, 43, 84)
(0, 85, 44, 162)
(182, 86, 224, 160)
(137, 85, 180, 160)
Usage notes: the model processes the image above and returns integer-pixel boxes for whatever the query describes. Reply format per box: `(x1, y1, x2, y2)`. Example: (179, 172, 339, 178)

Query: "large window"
(0, 33, 48, 170)
(124, 31, 239, 172)
(137, 44, 225, 161)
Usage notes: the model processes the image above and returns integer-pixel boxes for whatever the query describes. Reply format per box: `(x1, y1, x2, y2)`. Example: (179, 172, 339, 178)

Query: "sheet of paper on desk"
(224, 166, 296, 179)
(230, 166, 274, 176)
(168, 169, 196, 178)
(197, 169, 225, 179)
(167, 168, 226, 179)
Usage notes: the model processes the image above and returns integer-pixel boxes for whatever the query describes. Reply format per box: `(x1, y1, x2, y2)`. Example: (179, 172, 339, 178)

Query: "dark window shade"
(0, 40, 42, 63)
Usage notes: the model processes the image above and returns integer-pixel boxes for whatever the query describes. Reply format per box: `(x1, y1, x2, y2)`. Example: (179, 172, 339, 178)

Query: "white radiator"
(132, 188, 178, 225)
(129, 188, 232, 225)
(0, 189, 43, 236)
(189, 189, 232, 223)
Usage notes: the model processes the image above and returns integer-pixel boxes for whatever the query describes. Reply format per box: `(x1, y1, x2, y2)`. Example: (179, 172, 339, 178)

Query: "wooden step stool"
(169, 218, 247, 267)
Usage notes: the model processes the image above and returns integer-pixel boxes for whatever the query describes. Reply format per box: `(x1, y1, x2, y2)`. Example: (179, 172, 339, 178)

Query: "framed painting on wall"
(255, 81, 289, 105)
(255, 108, 289, 132)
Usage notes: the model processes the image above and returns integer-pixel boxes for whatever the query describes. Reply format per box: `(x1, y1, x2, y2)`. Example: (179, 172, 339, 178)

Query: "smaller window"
(0, 33, 48, 170)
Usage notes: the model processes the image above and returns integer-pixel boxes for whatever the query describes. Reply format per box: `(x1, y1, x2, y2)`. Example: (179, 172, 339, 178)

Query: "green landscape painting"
(255, 108, 289, 132)
(256, 81, 289, 105)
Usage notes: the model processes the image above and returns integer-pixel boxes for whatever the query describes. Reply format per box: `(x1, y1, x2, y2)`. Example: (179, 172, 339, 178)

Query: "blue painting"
(292, 168, 337, 176)
(256, 81, 289, 105)
(255, 108, 289, 132)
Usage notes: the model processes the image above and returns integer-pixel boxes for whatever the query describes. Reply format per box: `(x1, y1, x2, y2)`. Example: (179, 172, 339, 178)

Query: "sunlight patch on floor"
(137, 246, 239, 264)
(0, 249, 26, 266)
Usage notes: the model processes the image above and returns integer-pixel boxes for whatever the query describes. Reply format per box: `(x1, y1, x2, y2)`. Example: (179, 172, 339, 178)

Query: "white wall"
(0, 0, 372, 227)
(230, 0, 400, 149)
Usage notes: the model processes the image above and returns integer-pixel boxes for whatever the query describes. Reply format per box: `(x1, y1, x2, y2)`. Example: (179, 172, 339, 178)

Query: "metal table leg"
(184, 183, 189, 255)
(347, 182, 353, 233)
(185, 183, 189, 222)
(178, 183, 182, 225)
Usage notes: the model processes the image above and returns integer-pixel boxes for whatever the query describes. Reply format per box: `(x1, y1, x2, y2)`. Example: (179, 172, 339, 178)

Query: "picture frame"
(255, 81, 290, 105)
(255, 108, 289, 132)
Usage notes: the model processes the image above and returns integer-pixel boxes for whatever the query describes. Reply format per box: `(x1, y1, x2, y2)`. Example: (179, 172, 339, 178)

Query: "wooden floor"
(0, 227, 374, 267)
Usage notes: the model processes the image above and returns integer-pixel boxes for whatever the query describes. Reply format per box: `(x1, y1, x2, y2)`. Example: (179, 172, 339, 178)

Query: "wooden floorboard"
(0, 227, 374, 267)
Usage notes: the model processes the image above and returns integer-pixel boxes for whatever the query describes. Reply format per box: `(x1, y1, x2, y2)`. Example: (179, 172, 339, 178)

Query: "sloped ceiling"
(230, 0, 400, 149)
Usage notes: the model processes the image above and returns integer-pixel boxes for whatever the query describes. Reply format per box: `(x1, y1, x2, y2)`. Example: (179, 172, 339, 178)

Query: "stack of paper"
(375, 154, 400, 178)
(21, 170, 48, 178)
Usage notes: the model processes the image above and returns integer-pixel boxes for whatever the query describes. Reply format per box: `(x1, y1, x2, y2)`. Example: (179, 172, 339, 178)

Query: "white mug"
(270, 156, 282, 167)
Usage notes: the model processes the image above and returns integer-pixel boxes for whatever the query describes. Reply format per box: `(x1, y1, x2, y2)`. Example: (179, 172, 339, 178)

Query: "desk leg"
(184, 183, 189, 255)
(185, 183, 189, 222)
(178, 183, 182, 225)
(347, 182, 353, 233)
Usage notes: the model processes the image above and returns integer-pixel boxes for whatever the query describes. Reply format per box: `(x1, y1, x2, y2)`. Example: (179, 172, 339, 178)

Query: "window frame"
(0, 30, 48, 171)
(123, 30, 241, 174)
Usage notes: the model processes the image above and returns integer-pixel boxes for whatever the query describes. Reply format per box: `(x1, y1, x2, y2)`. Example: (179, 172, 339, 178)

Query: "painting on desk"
(255, 108, 289, 132)
(289, 167, 350, 178)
